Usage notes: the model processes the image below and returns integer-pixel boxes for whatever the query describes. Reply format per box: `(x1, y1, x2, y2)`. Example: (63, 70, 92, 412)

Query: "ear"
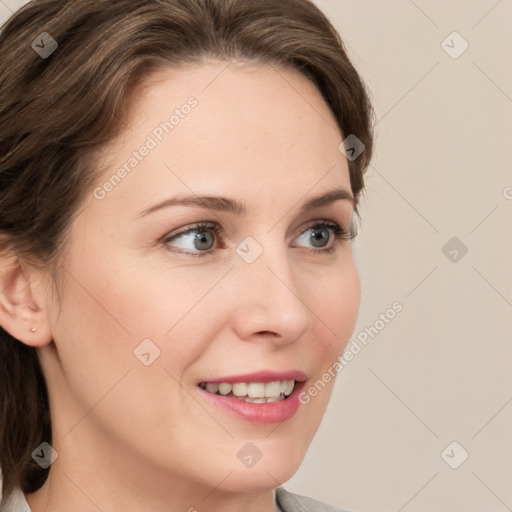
(0, 248, 53, 347)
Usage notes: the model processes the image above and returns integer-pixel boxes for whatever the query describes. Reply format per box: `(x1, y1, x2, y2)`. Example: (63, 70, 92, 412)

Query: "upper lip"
(199, 370, 308, 384)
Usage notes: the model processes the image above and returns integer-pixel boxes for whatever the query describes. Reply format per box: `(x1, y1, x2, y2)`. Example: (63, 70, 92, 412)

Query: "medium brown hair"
(0, 0, 374, 504)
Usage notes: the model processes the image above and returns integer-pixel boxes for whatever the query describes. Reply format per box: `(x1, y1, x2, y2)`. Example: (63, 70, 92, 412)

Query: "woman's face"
(38, 61, 361, 496)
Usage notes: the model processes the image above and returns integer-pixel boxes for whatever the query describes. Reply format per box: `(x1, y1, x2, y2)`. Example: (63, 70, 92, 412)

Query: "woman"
(0, 0, 374, 510)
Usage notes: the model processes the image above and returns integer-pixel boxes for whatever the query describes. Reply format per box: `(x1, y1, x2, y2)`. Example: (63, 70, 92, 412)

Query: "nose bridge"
(230, 233, 313, 340)
(238, 231, 294, 293)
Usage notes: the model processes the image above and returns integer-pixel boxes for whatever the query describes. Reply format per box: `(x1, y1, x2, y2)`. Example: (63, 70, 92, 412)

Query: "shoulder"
(275, 486, 353, 512)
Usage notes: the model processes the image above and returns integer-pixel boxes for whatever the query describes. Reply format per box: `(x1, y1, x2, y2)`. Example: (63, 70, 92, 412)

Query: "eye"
(162, 222, 221, 256)
(293, 220, 352, 253)
(161, 220, 353, 257)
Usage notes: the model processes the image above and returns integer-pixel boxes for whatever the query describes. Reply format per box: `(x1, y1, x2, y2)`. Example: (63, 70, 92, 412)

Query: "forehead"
(91, 61, 351, 213)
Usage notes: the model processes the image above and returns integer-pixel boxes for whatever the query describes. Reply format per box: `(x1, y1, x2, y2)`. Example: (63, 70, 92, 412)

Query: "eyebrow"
(136, 187, 355, 219)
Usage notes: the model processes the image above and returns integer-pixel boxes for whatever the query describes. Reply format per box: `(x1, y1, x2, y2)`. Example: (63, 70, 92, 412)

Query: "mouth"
(196, 370, 307, 423)
(198, 380, 296, 403)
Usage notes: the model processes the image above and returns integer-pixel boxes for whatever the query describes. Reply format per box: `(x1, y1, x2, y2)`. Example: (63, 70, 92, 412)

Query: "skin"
(0, 61, 361, 512)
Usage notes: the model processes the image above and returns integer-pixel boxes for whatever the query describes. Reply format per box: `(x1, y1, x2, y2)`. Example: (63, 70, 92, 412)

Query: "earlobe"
(0, 251, 53, 347)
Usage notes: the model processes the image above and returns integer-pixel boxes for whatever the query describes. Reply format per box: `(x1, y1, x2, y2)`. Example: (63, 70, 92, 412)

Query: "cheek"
(46, 265, 137, 417)
(313, 257, 361, 359)
(53, 257, 234, 405)
(294, 258, 360, 418)
(336, 265, 361, 347)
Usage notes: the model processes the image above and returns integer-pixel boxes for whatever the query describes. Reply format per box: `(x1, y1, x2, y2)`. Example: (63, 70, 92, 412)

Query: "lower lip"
(199, 381, 306, 424)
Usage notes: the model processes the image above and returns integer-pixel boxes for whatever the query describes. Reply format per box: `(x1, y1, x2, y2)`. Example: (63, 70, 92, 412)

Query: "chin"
(222, 462, 302, 493)
(213, 442, 307, 493)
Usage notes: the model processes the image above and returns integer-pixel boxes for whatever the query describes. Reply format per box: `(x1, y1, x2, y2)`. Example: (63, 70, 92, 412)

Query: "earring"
(30, 327, 36, 333)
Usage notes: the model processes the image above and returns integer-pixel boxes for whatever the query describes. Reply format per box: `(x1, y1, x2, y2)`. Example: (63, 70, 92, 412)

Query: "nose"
(229, 242, 313, 346)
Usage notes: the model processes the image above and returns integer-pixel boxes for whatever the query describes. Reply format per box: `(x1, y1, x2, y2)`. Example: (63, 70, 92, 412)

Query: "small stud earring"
(30, 327, 36, 333)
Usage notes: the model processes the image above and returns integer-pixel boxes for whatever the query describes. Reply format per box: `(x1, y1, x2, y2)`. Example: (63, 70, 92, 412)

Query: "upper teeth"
(200, 380, 295, 398)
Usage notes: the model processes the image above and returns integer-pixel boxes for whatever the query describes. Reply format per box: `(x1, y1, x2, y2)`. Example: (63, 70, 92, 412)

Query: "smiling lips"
(198, 370, 308, 423)
(198, 369, 307, 405)
(199, 380, 295, 403)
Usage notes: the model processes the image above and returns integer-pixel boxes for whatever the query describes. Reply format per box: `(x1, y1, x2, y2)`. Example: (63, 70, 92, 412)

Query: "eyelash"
(161, 220, 355, 258)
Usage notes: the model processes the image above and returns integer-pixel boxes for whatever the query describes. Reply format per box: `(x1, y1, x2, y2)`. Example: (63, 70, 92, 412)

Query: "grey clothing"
(0, 488, 30, 512)
(276, 487, 351, 511)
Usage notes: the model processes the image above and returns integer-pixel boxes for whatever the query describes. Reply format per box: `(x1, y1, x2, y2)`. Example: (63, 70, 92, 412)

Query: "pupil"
(311, 228, 329, 247)
(195, 231, 213, 250)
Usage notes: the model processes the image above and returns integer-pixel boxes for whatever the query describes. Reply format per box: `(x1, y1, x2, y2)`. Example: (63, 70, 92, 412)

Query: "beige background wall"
(1, 1, 511, 511)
